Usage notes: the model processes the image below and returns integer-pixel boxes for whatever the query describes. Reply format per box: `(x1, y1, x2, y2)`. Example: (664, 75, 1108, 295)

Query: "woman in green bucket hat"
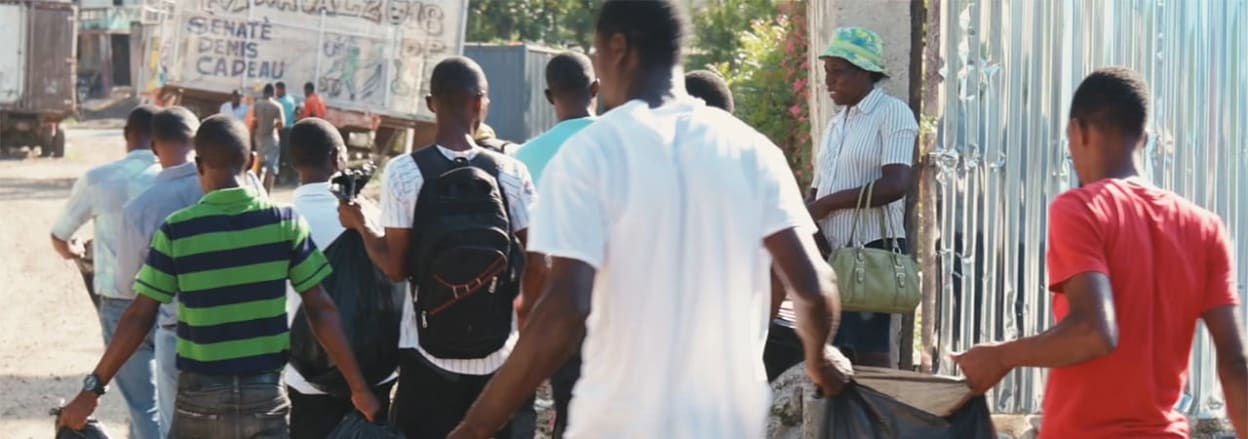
(806, 26, 919, 368)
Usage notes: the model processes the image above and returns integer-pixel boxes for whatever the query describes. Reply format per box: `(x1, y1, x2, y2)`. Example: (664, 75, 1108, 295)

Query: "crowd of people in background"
(45, 0, 1245, 438)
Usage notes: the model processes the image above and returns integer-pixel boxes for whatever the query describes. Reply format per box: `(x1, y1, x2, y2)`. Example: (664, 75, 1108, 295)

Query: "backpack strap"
(409, 145, 454, 227)
(467, 148, 513, 227)
(478, 137, 518, 155)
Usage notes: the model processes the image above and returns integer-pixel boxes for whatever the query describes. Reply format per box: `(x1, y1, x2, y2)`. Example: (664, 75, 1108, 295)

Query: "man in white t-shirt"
(285, 119, 399, 438)
(449, 2, 850, 438)
(218, 89, 249, 120)
(338, 57, 536, 439)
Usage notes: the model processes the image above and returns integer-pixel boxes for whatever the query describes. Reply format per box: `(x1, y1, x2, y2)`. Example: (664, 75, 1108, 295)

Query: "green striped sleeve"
(135, 227, 177, 304)
(288, 216, 331, 293)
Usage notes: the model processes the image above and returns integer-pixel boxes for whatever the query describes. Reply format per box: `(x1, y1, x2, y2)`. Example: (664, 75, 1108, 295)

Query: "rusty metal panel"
(930, 0, 1248, 418)
(465, 43, 559, 143)
(0, 3, 27, 106)
(25, 1, 76, 114)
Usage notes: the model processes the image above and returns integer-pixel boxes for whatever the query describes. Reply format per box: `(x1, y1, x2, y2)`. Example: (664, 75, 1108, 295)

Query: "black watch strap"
(83, 374, 106, 396)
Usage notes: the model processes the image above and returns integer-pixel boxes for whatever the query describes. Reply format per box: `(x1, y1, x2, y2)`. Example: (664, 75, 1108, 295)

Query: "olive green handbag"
(828, 182, 921, 314)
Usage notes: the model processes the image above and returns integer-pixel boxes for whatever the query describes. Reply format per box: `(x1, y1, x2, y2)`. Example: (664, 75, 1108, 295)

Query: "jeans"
(392, 350, 523, 439)
(98, 297, 161, 439)
(171, 371, 289, 439)
(288, 381, 395, 439)
(155, 326, 179, 438)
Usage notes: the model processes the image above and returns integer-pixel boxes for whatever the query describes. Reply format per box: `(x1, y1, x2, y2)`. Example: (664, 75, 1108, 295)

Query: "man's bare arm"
(51, 234, 84, 260)
(451, 257, 595, 438)
(956, 273, 1118, 394)
(57, 296, 161, 430)
(1204, 305, 1247, 437)
(764, 228, 849, 395)
(338, 200, 410, 281)
(300, 284, 381, 421)
(516, 250, 547, 326)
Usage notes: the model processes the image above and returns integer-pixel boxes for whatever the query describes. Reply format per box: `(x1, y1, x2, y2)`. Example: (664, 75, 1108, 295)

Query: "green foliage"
(688, 0, 779, 71)
(465, 0, 597, 50)
(714, 0, 813, 187)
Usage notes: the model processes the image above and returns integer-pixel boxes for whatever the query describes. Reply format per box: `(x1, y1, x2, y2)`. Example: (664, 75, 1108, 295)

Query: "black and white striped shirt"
(812, 87, 918, 249)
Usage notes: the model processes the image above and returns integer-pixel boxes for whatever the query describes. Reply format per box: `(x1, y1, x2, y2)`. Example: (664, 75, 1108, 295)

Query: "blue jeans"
(155, 326, 178, 438)
(98, 297, 161, 439)
(171, 371, 289, 439)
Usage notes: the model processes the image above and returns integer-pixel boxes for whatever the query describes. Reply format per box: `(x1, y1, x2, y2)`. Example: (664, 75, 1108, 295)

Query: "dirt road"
(0, 128, 555, 438)
(0, 127, 135, 437)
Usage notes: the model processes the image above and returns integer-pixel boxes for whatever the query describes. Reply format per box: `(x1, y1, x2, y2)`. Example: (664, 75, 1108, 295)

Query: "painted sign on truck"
(150, 0, 466, 121)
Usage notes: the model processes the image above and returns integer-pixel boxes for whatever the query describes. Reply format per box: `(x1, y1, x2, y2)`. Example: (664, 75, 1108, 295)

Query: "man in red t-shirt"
(302, 82, 328, 119)
(955, 67, 1246, 438)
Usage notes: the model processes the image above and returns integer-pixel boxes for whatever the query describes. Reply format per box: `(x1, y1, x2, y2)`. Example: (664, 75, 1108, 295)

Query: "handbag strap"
(846, 181, 903, 253)
(846, 182, 875, 247)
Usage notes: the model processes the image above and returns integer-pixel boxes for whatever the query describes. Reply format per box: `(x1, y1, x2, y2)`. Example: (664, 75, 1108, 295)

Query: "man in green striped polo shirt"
(58, 115, 380, 439)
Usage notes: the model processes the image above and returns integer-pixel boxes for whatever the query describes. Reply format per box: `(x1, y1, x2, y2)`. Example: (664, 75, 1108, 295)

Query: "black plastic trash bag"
(290, 230, 406, 398)
(325, 412, 404, 439)
(51, 407, 111, 439)
(817, 367, 995, 439)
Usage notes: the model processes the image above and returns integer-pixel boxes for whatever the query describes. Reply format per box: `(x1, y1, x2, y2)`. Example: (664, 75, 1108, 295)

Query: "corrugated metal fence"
(929, 0, 1248, 416)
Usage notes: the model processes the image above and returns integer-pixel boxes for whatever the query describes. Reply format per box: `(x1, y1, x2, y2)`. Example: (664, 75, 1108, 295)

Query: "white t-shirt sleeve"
(527, 140, 607, 269)
(759, 136, 817, 239)
(381, 156, 421, 229)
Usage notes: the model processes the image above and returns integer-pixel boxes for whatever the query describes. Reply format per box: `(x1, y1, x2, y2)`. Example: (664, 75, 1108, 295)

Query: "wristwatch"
(82, 374, 107, 396)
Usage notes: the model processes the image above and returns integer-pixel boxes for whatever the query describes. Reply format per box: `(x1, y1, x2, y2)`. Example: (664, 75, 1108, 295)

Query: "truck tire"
(42, 125, 66, 158)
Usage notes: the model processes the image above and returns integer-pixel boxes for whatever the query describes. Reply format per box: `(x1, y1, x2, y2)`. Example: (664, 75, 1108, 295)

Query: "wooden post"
(917, 0, 943, 374)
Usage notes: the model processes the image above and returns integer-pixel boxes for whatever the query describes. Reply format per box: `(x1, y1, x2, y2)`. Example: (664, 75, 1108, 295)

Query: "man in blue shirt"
(51, 105, 162, 439)
(511, 51, 597, 439)
(276, 82, 299, 180)
(515, 52, 598, 184)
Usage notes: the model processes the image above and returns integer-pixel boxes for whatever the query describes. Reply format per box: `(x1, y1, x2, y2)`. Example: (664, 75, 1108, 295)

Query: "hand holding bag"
(828, 182, 921, 314)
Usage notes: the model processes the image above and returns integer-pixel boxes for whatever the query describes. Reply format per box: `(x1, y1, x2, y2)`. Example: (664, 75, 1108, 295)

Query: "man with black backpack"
(338, 56, 536, 439)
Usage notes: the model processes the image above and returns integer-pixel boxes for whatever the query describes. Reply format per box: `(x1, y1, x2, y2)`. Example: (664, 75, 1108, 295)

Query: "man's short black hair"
(263, 83, 275, 97)
(1069, 66, 1150, 138)
(275, 81, 286, 90)
(151, 106, 200, 143)
(596, 0, 689, 69)
(685, 70, 734, 113)
(304, 82, 315, 93)
(194, 115, 251, 171)
(546, 52, 595, 97)
(430, 57, 488, 116)
(289, 118, 343, 169)
(125, 105, 159, 139)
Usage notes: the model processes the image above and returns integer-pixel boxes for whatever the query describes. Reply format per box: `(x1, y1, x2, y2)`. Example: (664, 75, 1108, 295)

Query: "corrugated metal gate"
(928, 0, 1248, 416)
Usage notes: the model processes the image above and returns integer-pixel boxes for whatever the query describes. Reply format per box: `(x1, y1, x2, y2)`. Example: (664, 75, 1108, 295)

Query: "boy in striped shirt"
(59, 115, 380, 438)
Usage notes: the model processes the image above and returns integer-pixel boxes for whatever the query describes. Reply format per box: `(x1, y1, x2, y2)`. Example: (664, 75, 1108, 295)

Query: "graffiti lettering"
(186, 16, 274, 40)
(197, 38, 260, 58)
(196, 57, 286, 79)
(198, 0, 446, 30)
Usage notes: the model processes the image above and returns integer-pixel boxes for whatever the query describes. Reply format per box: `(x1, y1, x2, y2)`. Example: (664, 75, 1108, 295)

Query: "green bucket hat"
(819, 27, 887, 75)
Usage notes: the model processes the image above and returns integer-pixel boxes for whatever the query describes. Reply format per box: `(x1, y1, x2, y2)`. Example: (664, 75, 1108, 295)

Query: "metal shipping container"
(465, 43, 560, 143)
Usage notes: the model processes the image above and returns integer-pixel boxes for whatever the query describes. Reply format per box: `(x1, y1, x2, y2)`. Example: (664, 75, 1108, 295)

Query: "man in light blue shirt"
(116, 107, 265, 437)
(51, 105, 162, 439)
(515, 52, 598, 185)
(511, 51, 597, 439)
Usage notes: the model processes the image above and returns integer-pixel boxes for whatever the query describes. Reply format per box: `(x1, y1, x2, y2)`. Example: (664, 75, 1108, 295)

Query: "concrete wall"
(808, 0, 916, 155)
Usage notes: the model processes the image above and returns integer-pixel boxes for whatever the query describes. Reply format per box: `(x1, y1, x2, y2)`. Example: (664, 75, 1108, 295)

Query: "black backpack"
(408, 145, 524, 359)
